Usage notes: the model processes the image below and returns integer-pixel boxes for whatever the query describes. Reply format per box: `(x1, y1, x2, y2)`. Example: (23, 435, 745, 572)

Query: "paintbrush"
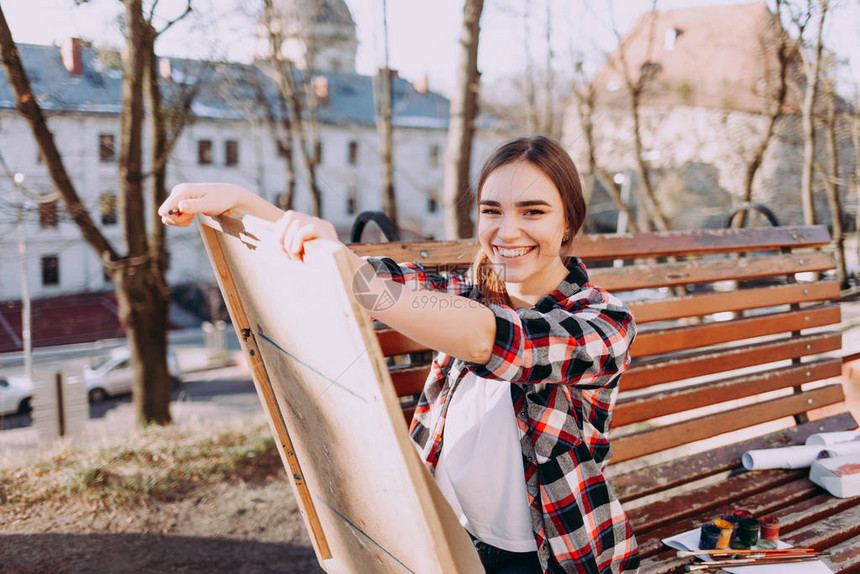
(676, 547, 820, 557)
(684, 555, 822, 571)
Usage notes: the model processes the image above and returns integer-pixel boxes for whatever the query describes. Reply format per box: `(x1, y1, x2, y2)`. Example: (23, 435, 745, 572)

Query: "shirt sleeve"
(363, 256, 474, 296)
(465, 286, 636, 388)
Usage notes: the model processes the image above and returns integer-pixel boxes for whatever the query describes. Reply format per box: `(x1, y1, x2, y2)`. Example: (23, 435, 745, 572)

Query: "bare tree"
(730, 0, 790, 228)
(374, 0, 397, 228)
(799, 0, 828, 225)
(0, 1, 197, 426)
(569, 59, 640, 232)
(443, 0, 483, 239)
(260, 0, 323, 217)
(611, 4, 670, 231)
(819, 66, 849, 286)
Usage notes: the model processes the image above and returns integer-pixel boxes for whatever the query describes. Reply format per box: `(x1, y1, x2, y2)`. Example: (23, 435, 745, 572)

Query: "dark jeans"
(470, 534, 542, 574)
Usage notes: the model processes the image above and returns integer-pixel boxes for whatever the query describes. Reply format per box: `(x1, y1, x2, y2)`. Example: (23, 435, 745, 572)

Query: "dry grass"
(0, 417, 281, 509)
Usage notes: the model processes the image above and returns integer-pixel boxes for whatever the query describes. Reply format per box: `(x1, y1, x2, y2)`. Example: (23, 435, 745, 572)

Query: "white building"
(0, 0, 503, 301)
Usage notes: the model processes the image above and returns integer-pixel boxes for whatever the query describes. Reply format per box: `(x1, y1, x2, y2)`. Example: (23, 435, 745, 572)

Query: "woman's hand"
(159, 183, 273, 226)
(274, 210, 339, 261)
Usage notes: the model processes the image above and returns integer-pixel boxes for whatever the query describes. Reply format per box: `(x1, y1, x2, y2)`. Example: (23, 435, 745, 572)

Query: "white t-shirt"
(433, 371, 537, 552)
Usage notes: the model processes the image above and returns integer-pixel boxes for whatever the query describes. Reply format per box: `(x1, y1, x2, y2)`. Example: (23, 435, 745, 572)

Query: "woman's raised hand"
(274, 210, 339, 261)
(159, 183, 254, 227)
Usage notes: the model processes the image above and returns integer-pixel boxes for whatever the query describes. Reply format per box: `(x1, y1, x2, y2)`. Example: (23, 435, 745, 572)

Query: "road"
(0, 366, 259, 432)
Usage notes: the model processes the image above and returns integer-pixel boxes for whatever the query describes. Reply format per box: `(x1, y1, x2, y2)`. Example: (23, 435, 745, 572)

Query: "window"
(314, 141, 323, 164)
(198, 140, 213, 165)
(429, 144, 440, 167)
(346, 187, 358, 215)
(39, 200, 58, 228)
(41, 255, 59, 286)
(225, 140, 239, 166)
(99, 134, 116, 162)
(100, 192, 117, 225)
(348, 141, 358, 165)
(428, 195, 438, 214)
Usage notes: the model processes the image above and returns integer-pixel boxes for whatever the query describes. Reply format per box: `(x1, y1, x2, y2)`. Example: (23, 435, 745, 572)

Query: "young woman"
(160, 136, 640, 574)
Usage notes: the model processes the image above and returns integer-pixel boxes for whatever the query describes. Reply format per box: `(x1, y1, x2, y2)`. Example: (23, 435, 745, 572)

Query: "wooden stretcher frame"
(196, 213, 482, 574)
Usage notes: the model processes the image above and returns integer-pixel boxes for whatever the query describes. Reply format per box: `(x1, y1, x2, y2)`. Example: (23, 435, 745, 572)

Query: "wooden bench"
(350, 225, 860, 573)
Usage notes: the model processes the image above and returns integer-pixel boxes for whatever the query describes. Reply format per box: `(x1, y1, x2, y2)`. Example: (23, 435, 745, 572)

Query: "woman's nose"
(496, 215, 521, 241)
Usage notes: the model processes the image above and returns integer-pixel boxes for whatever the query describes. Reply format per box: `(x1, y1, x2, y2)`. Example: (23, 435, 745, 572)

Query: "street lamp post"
(14, 172, 33, 382)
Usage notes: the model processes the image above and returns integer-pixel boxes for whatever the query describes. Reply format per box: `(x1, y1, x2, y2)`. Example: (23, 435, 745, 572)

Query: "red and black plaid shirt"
(367, 257, 640, 573)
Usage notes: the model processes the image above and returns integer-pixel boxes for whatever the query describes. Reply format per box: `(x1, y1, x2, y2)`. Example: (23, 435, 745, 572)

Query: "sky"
(1, 0, 859, 97)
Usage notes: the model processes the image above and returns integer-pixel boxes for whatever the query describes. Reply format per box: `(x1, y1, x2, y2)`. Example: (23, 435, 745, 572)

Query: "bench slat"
(611, 384, 846, 463)
(820, 534, 860, 573)
(614, 358, 842, 427)
(591, 252, 835, 291)
(377, 329, 426, 356)
(348, 226, 831, 262)
(632, 304, 841, 357)
(628, 469, 807, 535)
(623, 332, 842, 391)
(390, 365, 429, 396)
(782, 502, 860, 559)
(628, 281, 839, 324)
(609, 412, 857, 501)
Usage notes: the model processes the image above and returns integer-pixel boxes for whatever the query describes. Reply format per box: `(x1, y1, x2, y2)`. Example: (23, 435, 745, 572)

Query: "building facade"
(0, 3, 503, 301)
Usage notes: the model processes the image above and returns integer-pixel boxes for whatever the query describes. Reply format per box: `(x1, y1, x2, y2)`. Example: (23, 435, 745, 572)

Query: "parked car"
(0, 375, 34, 416)
(75, 347, 182, 403)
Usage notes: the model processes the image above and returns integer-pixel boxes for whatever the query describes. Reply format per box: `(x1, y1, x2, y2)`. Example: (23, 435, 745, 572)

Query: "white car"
(0, 375, 34, 416)
(78, 347, 182, 403)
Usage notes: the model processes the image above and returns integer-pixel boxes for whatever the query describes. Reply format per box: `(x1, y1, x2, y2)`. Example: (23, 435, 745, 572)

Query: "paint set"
(663, 508, 832, 572)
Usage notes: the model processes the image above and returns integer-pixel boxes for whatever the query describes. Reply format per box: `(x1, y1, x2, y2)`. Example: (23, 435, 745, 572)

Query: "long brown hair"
(472, 136, 587, 306)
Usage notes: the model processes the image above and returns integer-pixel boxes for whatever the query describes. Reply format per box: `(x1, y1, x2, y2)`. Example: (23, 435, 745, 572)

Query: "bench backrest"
(349, 225, 847, 468)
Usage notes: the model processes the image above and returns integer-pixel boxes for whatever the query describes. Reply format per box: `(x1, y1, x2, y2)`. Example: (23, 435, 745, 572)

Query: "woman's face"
(477, 161, 568, 286)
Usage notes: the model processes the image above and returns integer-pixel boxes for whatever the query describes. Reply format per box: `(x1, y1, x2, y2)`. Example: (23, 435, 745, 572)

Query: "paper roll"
(742, 446, 824, 470)
(743, 440, 860, 470)
(805, 431, 860, 446)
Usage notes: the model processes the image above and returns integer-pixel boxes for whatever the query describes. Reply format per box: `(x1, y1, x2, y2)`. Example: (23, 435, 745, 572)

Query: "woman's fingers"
(273, 211, 340, 261)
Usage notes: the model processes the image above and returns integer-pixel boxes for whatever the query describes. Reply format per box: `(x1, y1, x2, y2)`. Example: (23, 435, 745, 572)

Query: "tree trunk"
(822, 81, 848, 288)
(376, 67, 397, 227)
(120, 0, 171, 426)
(852, 110, 860, 284)
(615, 8, 669, 231)
(733, 0, 788, 228)
(143, 21, 174, 423)
(800, 0, 828, 225)
(443, 0, 483, 240)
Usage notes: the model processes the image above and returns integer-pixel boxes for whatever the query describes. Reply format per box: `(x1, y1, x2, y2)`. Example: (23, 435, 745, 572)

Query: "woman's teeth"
(496, 246, 534, 258)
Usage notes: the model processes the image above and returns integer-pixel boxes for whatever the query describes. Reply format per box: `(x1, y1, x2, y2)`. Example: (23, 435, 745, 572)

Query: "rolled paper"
(742, 445, 824, 470)
(699, 523, 721, 550)
(720, 514, 741, 540)
(739, 517, 759, 548)
(758, 515, 779, 549)
(713, 519, 733, 549)
(805, 431, 860, 446)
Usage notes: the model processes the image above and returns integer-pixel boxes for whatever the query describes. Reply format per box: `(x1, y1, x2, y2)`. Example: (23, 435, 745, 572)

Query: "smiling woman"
(159, 136, 639, 573)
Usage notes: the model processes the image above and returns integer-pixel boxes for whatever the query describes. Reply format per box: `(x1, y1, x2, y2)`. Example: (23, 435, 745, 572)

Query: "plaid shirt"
(367, 257, 640, 574)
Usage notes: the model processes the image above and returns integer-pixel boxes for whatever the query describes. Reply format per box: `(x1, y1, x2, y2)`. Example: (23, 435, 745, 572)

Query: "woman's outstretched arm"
(159, 184, 497, 365)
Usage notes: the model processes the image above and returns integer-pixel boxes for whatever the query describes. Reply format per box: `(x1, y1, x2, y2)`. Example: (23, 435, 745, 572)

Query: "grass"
(0, 416, 281, 509)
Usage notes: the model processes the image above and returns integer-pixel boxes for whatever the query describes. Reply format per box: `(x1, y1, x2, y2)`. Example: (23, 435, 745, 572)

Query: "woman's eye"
(525, 209, 545, 216)
(480, 208, 500, 215)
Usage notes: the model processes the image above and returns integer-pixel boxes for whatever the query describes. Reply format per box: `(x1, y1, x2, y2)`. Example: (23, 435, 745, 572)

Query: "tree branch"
(155, 0, 192, 36)
(0, 5, 118, 261)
